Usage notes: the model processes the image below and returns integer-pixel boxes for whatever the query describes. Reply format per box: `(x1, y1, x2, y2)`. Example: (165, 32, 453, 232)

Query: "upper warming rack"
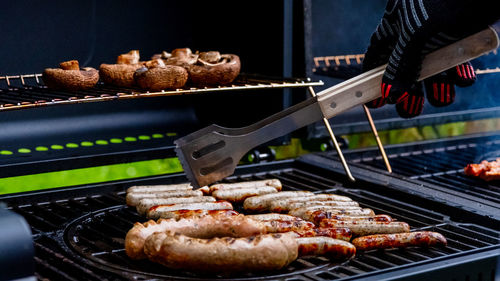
(0, 74, 323, 112)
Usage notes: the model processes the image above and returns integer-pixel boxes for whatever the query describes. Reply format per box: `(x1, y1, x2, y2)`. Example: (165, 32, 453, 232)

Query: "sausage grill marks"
(352, 231, 447, 251)
(124, 179, 447, 273)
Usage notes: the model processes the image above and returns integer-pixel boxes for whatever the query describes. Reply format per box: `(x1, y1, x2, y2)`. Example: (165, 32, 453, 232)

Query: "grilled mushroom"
(134, 59, 188, 91)
(42, 60, 99, 91)
(188, 52, 240, 86)
(166, 48, 199, 67)
(100, 50, 143, 87)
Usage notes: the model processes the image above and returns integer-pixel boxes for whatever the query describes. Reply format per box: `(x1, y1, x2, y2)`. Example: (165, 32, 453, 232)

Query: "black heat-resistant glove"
(363, 0, 499, 118)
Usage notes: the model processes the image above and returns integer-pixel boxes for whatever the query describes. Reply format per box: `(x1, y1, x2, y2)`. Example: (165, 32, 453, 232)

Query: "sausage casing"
(247, 213, 303, 222)
(209, 179, 282, 193)
(147, 208, 238, 220)
(271, 200, 359, 213)
(290, 207, 375, 220)
(127, 183, 192, 193)
(310, 213, 393, 225)
(147, 201, 233, 219)
(212, 186, 278, 203)
(136, 196, 216, 216)
(243, 191, 315, 212)
(319, 219, 410, 237)
(126, 190, 203, 206)
(352, 231, 447, 251)
(296, 237, 356, 259)
(144, 232, 298, 273)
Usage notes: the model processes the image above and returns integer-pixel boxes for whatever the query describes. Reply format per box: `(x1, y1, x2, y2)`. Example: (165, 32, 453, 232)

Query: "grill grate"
(0, 74, 323, 112)
(345, 134, 500, 206)
(6, 163, 499, 280)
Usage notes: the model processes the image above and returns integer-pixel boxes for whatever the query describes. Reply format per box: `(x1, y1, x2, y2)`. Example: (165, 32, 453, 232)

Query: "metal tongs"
(175, 27, 499, 188)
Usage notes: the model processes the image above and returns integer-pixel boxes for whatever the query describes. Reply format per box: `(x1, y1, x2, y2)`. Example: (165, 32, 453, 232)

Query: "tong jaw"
(174, 125, 247, 188)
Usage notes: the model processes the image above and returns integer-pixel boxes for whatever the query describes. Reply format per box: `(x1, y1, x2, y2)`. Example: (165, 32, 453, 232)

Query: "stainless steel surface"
(175, 27, 499, 188)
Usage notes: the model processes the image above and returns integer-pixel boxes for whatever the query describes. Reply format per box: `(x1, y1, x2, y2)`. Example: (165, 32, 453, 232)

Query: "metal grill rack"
(4, 160, 499, 281)
(0, 74, 323, 112)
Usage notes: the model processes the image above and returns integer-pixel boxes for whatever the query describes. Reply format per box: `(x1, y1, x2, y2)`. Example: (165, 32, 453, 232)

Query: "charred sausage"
(270, 200, 359, 213)
(243, 191, 315, 212)
(125, 213, 267, 259)
(319, 219, 410, 237)
(290, 207, 375, 220)
(144, 232, 298, 273)
(146, 201, 233, 219)
(296, 237, 356, 259)
(352, 231, 447, 251)
(309, 212, 393, 225)
(136, 196, 216, 215)
(147, 208, 238, 220)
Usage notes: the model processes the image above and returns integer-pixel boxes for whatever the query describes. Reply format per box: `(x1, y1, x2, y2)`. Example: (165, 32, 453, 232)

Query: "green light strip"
(0, 157, 183, 195)
(0, 132, 178, 157)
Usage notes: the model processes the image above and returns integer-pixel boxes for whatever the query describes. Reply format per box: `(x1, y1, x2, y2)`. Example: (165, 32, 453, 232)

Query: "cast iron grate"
(9, 166, 500, 280)
(345, 134, 500, 205)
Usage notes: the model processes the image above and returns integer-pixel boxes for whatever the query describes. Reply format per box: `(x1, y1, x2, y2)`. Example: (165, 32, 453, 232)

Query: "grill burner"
(5, 161, 499, 280)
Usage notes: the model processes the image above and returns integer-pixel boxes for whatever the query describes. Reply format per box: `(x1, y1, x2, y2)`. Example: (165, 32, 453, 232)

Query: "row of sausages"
(124, 179, 447, 273)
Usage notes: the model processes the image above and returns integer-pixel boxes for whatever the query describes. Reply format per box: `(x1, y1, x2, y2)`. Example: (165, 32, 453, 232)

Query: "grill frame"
(3, 158, 499, 281)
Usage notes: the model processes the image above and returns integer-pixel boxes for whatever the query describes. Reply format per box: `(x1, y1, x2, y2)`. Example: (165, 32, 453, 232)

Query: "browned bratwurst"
(125, 213, 267, 260)
(319, 220, 410, 237)
(352, 231, 447, 251)
(296, 237, 356, 259)
(309, 212, 393, 225)
(144, 231, 298, 273)
(43, 60, 99, 91)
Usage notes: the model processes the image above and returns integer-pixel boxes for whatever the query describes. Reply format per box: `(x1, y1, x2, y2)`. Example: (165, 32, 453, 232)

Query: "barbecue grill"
(1, 1, 499, 280)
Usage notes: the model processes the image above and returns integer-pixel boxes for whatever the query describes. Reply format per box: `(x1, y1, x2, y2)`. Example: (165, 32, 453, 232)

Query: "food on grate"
(290, 207, 375, 220)
(319, 220, 410, 237)
(309, 213, 393, 225)
(144, 231, 298, 273)
(134, 59, 188, 91)
(99, 50, 143, 87)
(351, 231, 447, 251)
(125, 213, 266, 260)
(209, 179, 282, 193)
(212, 186, 279, 203)
(136, 196, 217, 216)
(146, 201, 233, 219)
(243, 191, 315, 212)
(296, 227, 353, 241)
(188, 52, 241, 86)
(42, 60, 99, 91)
(127, 183, 193, 193)
(147, 208, 238, 221)
(271, 199, 359, 213)
(165, 48, 199, 67)
(296, 237, 356, 259)
(126, 190, 203, 206)
(464, 158, 500, 181)
(247, 213, 305, 222)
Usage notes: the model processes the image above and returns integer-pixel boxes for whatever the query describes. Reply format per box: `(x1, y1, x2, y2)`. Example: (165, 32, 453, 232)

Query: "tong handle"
(317, 27, 499, 120)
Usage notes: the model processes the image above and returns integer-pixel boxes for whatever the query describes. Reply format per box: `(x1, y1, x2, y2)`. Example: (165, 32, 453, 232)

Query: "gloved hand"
(363, 0, 499, 118)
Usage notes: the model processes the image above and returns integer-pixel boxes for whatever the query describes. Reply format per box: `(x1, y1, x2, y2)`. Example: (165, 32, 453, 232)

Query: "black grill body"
(2, 158, 499, 281)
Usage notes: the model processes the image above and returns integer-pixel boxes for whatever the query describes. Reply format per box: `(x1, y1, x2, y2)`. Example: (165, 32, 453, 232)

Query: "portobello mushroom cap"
(188, 53, 240, 86)
(42, 60, 99, 91)
(134, 63, 188, 91)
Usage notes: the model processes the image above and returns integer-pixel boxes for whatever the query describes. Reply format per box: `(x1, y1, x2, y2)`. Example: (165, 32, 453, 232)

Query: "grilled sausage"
(319, 219, 410, 237)
(127, 183, 193, 193)
(247, 213, 303, 222)
(309, 212, 393, 225)
(258, 219, 315, 234)
(146, 201, 233, 219)
(136, 196, 216, 215)
(125, 213, 267, 259)
(144, 231, 298, 273)
(352, 231, 447, 251)
(296, 227, 352, 241)
(243, 191, 315, 212)
(271, 200, 359, 213)
(290, 207, 375, 220)
(209, 179, 282, 193)
(296, 237, 356, 259)
(212, 186, 278, 203)
(147, 208, 238, 220)
(126, 190, 203, 206)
